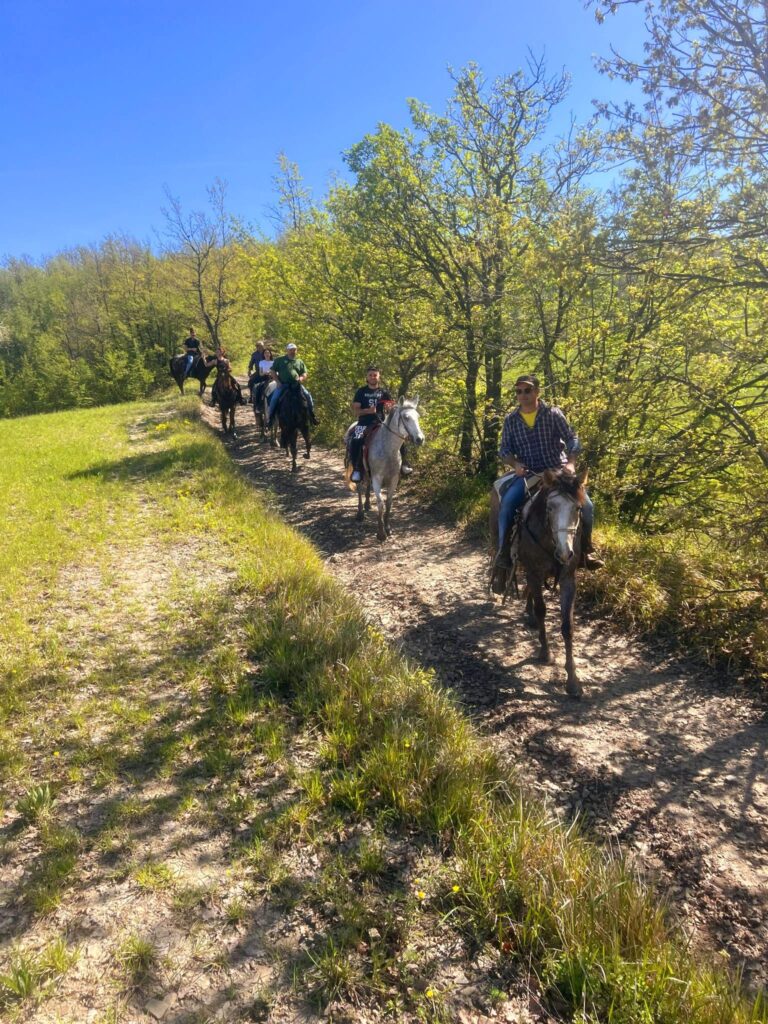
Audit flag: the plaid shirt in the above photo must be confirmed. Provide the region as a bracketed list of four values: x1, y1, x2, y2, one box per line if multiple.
[499, 401, 580, 473]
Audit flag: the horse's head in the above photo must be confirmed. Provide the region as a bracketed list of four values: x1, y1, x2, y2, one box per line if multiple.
[541, 468, 586, 564]
[393, 396, 425, 446]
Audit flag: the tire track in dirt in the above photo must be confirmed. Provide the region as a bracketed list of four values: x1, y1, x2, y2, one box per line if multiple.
[206, 404, 768, 992]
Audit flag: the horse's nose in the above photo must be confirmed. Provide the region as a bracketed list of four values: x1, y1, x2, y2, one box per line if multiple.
[414, 435, 425, 446]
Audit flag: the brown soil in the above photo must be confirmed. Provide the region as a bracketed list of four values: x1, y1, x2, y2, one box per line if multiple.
[206, 404, 768, 993]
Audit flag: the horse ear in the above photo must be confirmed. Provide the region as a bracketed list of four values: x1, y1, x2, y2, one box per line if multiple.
[397, 396, 404, 407]
[578, 467, 589, 487]
[411, 395, 419, 407]
[541, 469, 558, 488]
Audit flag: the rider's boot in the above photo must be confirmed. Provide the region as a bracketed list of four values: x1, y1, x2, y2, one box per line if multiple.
[579, 526, 605, 571]
[491, 532, 512, 594]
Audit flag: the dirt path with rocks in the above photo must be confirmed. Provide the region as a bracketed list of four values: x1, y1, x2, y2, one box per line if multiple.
[205, 404, 768, 992]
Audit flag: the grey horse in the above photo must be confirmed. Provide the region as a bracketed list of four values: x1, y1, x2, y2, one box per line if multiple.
[346, 397, 424, 542]
[253, 379, 279, 447]
[490, 468, 586, 697]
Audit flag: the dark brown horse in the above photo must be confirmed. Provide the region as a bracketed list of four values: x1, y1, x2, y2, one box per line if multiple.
[169, 353, 215, 396]
[490, 468, 586, 697]
[215, 370, 245, 436]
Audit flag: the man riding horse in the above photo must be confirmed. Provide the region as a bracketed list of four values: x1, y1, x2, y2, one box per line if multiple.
[265, 342, 318, 428]
[492, 374, 603, 593]
[182, 328, 204, 378]
[348, 366, 414, 482]
[349, 366, 393, 482]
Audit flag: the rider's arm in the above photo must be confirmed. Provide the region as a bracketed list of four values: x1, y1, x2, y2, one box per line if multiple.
[499, 415, 527, 474]
[552, 407, 581, 467]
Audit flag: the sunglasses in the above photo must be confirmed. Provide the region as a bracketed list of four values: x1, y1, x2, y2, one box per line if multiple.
[515, 386, 533, 395]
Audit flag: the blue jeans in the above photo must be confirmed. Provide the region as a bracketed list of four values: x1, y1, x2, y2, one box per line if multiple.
[183, 353, 195, 378]
[267, 383, 315, 421]
[498, 475, 594, 548]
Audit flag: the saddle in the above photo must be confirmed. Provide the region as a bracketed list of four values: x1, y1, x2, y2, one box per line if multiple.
[491, 473, 543, 598]
[362, 422, 382, 473]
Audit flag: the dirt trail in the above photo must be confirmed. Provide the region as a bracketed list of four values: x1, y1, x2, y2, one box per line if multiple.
[207, 405, 768, 991]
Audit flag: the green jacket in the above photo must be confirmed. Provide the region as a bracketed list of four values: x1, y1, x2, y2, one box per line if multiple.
[272, 354, 307, 385]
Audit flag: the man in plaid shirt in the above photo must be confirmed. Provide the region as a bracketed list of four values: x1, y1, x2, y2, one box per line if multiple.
[495, 374, 603, 573]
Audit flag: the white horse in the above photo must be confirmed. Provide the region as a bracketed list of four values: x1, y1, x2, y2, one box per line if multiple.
[345, 398, 424, 542]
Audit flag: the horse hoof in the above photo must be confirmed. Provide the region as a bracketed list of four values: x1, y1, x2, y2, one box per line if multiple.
[539, 650, 554, 665]
[303, 452, 310, 459]
[525, 614, 538, 630]
[356, 512, 365, 522]
[565, 680, 583, 699]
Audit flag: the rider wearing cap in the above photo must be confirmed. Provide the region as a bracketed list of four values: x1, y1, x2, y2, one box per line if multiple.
[266, 342, 318, 426]
[349, 366, 393, 482]
[495, 374, 603, 574]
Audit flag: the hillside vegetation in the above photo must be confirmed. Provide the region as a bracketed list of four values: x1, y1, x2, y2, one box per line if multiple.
[1, 2, 766, 684]
[0, 397, 765, 1023]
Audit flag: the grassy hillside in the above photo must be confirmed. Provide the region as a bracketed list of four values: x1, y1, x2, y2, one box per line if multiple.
[0, 398, 764, 1023]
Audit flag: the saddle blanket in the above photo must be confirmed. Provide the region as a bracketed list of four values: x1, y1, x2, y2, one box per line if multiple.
[493, 471, 542, 500]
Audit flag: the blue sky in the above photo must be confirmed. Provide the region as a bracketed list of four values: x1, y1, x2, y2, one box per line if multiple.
[0, 0, 644, 261]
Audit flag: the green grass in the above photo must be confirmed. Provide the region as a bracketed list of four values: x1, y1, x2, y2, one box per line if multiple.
[0, 396, 765, 1023]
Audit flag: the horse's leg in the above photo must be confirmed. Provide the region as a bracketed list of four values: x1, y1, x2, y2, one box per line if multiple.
[364, 476, 371, 513]
[373, 476, 387, 542]
[356, 484, 365, 522]
[560, 573, 581, 697]
[302, 426, 311, 459]
[290, 432, 298, 472]
[384, 476, 396, 537]
[529, 577, 552, 665]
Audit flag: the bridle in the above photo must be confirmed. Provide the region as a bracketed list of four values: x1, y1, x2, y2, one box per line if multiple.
[382, 405, 422, 445]
[524, 479, 583, 566]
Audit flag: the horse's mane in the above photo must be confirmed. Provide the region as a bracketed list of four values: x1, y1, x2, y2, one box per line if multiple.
[547, 467, 585, 505]
[385, 398, 419, 426]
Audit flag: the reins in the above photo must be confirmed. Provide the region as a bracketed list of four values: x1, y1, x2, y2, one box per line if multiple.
[382, 406, 420, 445]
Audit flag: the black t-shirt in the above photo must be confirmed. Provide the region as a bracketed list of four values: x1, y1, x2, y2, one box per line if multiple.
[184, 335, 200, 354]
[353, 386, 392, 424]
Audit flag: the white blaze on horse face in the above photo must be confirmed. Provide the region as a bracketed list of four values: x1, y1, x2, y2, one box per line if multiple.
[549, 491, 580, 563]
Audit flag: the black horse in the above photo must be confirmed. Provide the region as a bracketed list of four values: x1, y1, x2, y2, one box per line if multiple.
[169, 353, 215, 396]
[277, 381, 312, 472]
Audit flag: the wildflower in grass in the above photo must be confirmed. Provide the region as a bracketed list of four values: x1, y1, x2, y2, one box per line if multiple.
[53, 751, 60, 758]
[452, 884, 460, 893]
[426, 988, 435, 998]
[416, 889, 426, 900]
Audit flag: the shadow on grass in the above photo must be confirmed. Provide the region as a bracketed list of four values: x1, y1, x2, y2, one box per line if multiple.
[66, 442, 215, 483]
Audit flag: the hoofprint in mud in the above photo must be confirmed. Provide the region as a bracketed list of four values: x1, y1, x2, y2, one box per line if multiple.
[204, 402, 768, 992]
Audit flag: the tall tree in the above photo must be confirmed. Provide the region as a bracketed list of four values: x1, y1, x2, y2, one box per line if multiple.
[345, 61, 576, 472]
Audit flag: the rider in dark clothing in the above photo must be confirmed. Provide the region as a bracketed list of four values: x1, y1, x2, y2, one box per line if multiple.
[349, 367, 393, 482]
[247, 341, 266, 376]
[183, 329, 202, 378]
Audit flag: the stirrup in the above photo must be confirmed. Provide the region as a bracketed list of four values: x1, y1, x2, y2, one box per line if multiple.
[581, 552, 605, 570]
[494, 546, 512, 570]
[400, 464, 413, 475]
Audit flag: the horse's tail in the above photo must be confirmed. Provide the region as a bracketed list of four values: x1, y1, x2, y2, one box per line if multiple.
[344, 461, 358, 492]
